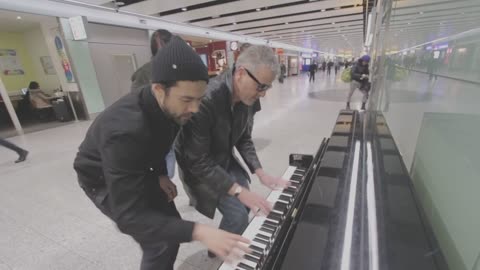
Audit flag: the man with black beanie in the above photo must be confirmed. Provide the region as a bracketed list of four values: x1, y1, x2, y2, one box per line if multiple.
[74, 36, 250, 270]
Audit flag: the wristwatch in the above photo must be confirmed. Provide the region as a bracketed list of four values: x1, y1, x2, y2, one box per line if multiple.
[233, 185, 243, 197]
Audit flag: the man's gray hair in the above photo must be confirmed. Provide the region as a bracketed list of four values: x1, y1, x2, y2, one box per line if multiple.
[236, 45, 280, 78]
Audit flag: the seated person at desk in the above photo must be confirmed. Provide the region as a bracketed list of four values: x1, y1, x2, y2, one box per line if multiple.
[27, 81, 52, 109]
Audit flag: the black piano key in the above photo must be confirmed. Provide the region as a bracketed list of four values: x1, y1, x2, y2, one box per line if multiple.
[256, 233, 270, 241]
[279, 195, 291, 202]
[262, 222, 277, 230]
[244, 254, 260, 264]
[260, 226, 275, 234]
[283, 189, 295, 195]
[254, 237, 270, 245]
[274, 203, 287, 213]
[251, 250, 263, 258]
[238, 262, 255, 270]
[249, 244, 264, 253]
[264, 219, 278, 227]
[268, 212, 282, 221]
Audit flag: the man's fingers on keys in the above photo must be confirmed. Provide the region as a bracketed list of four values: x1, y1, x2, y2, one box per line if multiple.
[232, 234, 251, 245]
[235, 241, 253, 254]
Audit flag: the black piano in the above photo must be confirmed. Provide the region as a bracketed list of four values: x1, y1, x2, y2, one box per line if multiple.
[219, 110, 448, 270]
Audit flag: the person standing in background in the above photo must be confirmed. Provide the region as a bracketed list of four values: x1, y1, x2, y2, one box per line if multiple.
[279, 62, 286, 83]
[347, 55, 370, 110]
[0, 138, 28, 163]
[131, 29, 176, 180]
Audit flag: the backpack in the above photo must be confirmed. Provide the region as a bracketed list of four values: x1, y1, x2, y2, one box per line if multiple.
[341, 67, 352, 82]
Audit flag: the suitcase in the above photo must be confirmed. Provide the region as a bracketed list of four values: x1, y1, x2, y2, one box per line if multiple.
[51, 99, 72, 122]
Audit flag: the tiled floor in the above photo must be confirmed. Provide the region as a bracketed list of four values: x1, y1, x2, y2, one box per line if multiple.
[0, 71, 358, 270]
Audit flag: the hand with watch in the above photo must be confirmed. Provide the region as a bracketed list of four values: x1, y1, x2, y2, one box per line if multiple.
[229, 183, 272, 215]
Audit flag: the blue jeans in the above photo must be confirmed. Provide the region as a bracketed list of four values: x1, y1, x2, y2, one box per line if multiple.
[217, 162, 250, 234]
[165, 148, 176, 179]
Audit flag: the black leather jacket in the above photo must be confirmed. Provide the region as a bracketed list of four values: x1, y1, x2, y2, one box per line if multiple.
[74, 87, 194, 245]
[351, 60, 370, 82]
[175, 69, 262, 218]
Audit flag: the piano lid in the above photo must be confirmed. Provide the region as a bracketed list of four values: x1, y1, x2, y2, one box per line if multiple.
[279, 110, 448, 270]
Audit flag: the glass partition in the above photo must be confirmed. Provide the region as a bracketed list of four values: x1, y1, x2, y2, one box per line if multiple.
[370, 1, 480, 270]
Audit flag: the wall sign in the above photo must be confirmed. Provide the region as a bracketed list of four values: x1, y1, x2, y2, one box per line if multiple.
[69, 16, 87, 41]
[54, 35, 75, 83]
[0, 49, 25, 76]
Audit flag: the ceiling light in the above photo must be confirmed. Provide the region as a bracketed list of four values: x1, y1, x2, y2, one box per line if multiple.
[182, 7, 187, 11]
[16, 16, 22, 20]
[115, 1, 125, 6]
[332, 22, 336, 24]
[256, 8, 261, 11]
[233, 22, 237, 25]
[408, 22, 411, 25]
[321, 9, 326, 12]
[285, 22, 289, 24]
[419, 11, 424, 14]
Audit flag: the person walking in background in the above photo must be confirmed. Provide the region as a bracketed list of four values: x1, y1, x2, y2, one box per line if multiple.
[347, 55, 371, 110]
[309, 62, 317, 82]
[0, 138, 28, 163]
[334, 59, 341, 75]
[327, 60, 334, 75]
[279, 62, 286, 83]
[321, 61, 327, 72]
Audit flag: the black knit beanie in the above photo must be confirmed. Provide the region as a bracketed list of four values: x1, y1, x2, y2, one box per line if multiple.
[152, 36, 209, 83]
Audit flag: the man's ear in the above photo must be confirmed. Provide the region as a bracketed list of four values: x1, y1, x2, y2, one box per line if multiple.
[152, 84, 166, 103]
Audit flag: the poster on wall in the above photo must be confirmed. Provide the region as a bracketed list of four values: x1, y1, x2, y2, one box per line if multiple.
[0, 49, 25, 76]
[40, 56, 56, 75]
[54, 35, 75, 83]
[212, 49, 226, 71]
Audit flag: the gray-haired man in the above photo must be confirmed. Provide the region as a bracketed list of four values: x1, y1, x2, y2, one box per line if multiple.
[175, 45, 289, 257]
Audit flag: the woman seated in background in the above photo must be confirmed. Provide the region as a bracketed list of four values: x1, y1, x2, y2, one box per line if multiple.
[27, 81, 52, 109]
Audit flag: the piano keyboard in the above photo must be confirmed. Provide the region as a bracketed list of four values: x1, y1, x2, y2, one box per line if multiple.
[219, 166, 307, 270]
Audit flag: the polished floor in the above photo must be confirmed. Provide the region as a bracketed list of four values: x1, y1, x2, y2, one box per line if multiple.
[0, 71, 376, 270]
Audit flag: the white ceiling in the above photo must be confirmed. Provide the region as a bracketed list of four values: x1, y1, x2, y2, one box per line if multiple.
[55, 0, 480, 54]
[384, 0, 480, 51]
[0, 10, 56, 32]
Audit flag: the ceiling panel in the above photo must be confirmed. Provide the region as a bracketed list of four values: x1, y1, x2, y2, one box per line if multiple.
[216, 6, 363, 32]
[160, 0, 294, 23]
[121, 0, 214, 14]
[191, 0, 362, 27]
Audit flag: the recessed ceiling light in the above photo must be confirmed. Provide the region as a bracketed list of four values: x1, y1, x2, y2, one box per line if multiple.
[16, 16, 22, 20]
[321, 9, 326, 12]
[285, 22, 289, 25]
[332, 22, 336, 24]
[256, 8, 261, 11]
[233, 22, 237, 25]
[182, 7, 187, 11]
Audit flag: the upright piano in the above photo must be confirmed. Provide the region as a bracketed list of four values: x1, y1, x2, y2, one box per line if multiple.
[219, 110, 448, 270]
